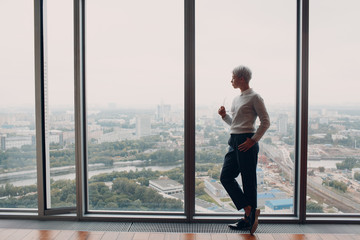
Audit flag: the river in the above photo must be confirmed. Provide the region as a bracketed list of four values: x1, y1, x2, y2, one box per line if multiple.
[3, 159, 342, 187]
[0, 162, 180, 187]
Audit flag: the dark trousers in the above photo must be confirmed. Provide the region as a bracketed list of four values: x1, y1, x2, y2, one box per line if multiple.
[220, 133, 259, 210]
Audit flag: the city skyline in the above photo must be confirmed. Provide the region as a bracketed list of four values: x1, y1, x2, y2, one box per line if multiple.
[1, 96, 360, 214]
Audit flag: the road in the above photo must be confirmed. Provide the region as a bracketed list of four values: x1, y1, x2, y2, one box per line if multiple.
[261, 142, 360, 213]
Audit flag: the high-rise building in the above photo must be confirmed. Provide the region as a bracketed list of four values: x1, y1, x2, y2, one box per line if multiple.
[277, 114, 288, 134]
[156, 103, 171, 123]
[136, 115, 151, 137]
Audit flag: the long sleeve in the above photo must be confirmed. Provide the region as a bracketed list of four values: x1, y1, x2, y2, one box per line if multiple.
[222, 114, 232, 126]
[251, 95, 270, 142]
[222, 98, 235, 126]
[221, 89, 270, 141]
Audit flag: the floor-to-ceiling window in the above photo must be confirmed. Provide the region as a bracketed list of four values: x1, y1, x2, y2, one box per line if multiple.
[1, 0, 360, 222]
[0, 0, 37, 209]
[307, 0, 360, 214]
[85, 0, 185, 213]
[195, 0, 297, 215]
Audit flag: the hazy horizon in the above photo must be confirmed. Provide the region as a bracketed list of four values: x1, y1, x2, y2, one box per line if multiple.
[1, 0, 359, 109]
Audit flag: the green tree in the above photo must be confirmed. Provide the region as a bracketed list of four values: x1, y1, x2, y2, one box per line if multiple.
[50, 179, 76, 207]
[323, 180, 347, 193]
[336, 158, 359, 170]
[195, 179, 205, 196]
[88, 182, 111, 207]
[355, 172, 360, 181]
[165, 167, 184, 184]
[111, 178, 183, 211]
[307, 201, 323, 213]
[207, 165, 222, 181]
[196, 150, 224, 164]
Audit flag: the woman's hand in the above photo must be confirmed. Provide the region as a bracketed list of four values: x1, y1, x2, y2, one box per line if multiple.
[238, 138, 256, 152]
[218, 106, 226, 118]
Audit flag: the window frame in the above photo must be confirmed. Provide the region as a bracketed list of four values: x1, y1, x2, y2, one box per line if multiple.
[0, 0, 359, 223]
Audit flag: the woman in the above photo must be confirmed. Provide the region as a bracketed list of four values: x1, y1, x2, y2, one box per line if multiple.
[218, 65, 270, 234]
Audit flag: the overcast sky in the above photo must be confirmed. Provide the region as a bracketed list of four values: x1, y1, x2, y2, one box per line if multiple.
[1, 0, 359, 110]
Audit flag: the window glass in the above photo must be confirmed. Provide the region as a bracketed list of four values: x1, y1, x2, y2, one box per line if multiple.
[86, 0, 184, 212]
[195, 0, 296, 214]
[0, 0, 37, 209]
[45, 0, 76, 209]
[308, 0, 360, 214]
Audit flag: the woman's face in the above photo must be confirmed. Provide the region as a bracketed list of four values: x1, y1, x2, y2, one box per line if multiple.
[231, 75, 243, 89]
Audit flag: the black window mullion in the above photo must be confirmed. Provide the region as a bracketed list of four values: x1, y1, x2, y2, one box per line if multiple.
[34, 0, 47, 216]
[299, 0, 309, 223]
[74, 0, 87, 219]
[184, 0, 196, 222]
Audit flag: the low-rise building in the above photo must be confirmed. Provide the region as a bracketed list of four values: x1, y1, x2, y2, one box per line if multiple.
[265, 198, 293, 213]
[149, 179, 183, 195]
[258, 189, 288, 208]
[204, 178, 227, 198]
[1, 135, 33, 150]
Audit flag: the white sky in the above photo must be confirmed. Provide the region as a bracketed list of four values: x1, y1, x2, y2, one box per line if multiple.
[0, 0, 359, 109]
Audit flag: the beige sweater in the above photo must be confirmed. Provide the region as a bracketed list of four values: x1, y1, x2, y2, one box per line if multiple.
[222, 88, 270, 142]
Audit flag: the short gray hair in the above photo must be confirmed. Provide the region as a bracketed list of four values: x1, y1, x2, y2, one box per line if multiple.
[232, 65, 252, 83]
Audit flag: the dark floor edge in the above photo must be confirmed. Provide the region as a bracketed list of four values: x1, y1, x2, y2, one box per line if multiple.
[0, 219, 359, 234]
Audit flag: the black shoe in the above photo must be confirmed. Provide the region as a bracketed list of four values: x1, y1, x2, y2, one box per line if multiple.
[228, 218, 250, 230]
[248, 208, 260, 235]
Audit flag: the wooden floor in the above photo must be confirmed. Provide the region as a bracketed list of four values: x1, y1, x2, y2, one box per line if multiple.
[0, 228, 359, 240]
